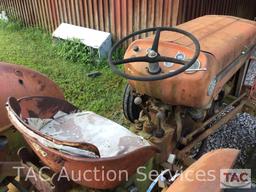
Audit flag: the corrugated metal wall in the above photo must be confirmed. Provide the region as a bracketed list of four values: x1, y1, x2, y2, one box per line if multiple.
[0, 0, 179, 40]
[0, 0, 255, 40]
[177, 0, 256, 24]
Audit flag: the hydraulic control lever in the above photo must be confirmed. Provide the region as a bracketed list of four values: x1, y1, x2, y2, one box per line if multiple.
[134, 96, 152, 122]
[155, 111, 165, 138]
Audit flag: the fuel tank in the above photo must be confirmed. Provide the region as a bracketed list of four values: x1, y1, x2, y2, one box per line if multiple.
[125, 15, 256, 108]
[0, 62, 64, 132]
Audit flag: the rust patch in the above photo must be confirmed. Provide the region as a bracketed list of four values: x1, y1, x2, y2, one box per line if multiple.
[0, 62, 64, 132]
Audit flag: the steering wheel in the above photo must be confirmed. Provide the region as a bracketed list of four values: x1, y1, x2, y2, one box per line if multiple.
[108, 27, 200, 81]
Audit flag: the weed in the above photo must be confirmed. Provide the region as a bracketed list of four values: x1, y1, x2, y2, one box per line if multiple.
[0, 19, 23, 31]
[54, 38, 99, 65]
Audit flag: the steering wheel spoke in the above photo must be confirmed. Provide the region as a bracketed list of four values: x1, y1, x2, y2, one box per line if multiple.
[113, 56, 149, 65]
[158, 56, 188, 65]
[151, 29, 161, 52]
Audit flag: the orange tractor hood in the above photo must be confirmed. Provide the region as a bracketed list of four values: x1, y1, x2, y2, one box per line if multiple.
[125, 15, 256, 108]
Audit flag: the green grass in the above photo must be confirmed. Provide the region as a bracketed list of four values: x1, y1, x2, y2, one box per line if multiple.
[0, 21, 127, 124]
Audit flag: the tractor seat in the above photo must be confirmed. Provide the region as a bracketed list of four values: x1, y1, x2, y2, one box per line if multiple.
[7, 96, 153, 158]
[26, 111, 150, 157]
[7, 96, 158, 189]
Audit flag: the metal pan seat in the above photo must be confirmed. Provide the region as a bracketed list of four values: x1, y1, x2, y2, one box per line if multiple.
[6, 96, 158, 189]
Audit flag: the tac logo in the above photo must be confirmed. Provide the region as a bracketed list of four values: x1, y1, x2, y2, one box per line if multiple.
[220, 169, 251, 189]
